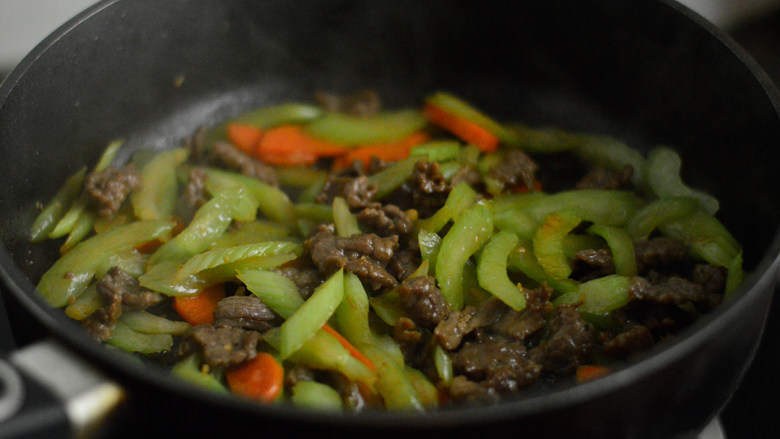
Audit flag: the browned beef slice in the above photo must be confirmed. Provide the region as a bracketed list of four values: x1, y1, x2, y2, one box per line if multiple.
[315, 175, 377, 210]
[571, 248, 615, 281]
[386, 246, 422, 282]
[305, 223, 399, 290]
[179, 167, 209, 222]
[629, 275, 708, 306]
[452, 332, 542, 394]
[179, 324, 261, 368]
[213, 295, 282, 332]
[397, 275, 450, 329]
[529, 305, 594, 375]
[601, 326, 655, 359]
[84, 164, 141, 217]
[576, 165, 634, 190]
[209, 141, 277, 186]
[633, 237, 689, 274]
[83, 267, 164, 342]
[357, 202, 414, 237]
[488, 149, 539, 190]
[273, 264, 323, 300]
[410, 161, 451, 218]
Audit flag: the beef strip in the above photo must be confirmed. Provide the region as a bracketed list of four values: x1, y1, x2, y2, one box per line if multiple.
[633, 237, 690, 274]
[601, 325, 655, 359]
[529, 305, 595, 375]
[410, 161, 451, 218]
[273, 263, 324, 300]
[83, 266, 164, 342]
[576, 165, 634, 190]
[209, 141, 277, 186]
[357, 202, 414, 237]
[571, 248, 615, 281]
[315, 175, 377, 210]
[488, 150, 539, 191]
[213, 295, 283, 332]
[178, 167, 209, 222]
[84, 164, 141, 217]
[178, 324, 261, 368]
[304, 223, 399, 290]
[397, 275, 450, 329]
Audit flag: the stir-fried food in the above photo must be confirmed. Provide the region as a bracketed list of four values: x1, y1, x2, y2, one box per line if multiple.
[31, 90, 744, 411]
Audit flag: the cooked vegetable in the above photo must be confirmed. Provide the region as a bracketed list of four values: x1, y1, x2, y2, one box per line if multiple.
[31, 90, 745, 412]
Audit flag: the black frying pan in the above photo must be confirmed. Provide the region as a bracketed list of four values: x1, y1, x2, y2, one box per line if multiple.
[1, 1, 779, 438]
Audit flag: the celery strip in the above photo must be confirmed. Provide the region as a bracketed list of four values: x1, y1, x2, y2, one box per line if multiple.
[131, 147, 189, 221]
[171, 354, 228, 394]
[507, 239, 580, 294]
[410, 141, 461, 162]
[587, 224, 637, 277]
[435, 202, 494, 310]
[208, 220, 291, 249]
[367, 157, 418, 199]
[279, 269, 344, 359]
[332, 197, 361, 237]
[120, 311, 190, 335]
[107, 320, 173, 354]
[291, 381, 344, 411]
[576, 135, 646, 186]
[625, 196, 700, 240]
[203, 167, 297, 225]
[37, 220, 175, 307]
[658, 210, 741, 268]
[425, 91, 517, 144]
[553, 274, 632, 314]
[238, 268, 304, 319]
[533, 211, 582, 280]
[305, 109, 426, 146]
[477, 231, 526, 311]
[31, 167, 87, 242]
[174, 241, 301, 282]
[643, 147, 719, 214]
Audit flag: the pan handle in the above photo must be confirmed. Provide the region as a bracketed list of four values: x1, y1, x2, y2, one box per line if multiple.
[0, 339, 124, 439]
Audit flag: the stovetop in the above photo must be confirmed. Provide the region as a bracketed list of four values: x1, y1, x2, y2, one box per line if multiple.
[2, 3, 780, 439]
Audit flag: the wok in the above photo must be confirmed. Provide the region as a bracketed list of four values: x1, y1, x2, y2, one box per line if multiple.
[0, 0, 779, 438]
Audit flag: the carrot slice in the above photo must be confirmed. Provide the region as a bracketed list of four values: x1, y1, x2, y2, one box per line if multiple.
[227, 123, 264, 155]
[575, 365, 611, 383]
[172, 283, 226, 325]
[322, 324, 375, 372]
[332, 131, 430, 171]
[226, 352, 284, 403]
[423, 103, 499, 153]
[255, 125, 347, 167]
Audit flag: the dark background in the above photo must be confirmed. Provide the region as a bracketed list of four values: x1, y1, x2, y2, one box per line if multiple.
[1, 5, 779, 439]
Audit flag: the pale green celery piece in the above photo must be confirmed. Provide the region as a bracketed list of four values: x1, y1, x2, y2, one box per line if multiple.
[416, 205, 452, 234]
[491, 191, 548, 216]
[445, 181, 479, 222]
[93, 139, 125, 172]
[296, 179, 326, 204]
[523, 190, 643, 227]
[437, 161, 461, 180]
[96, 249, 149, 278]
[119, 311, 190, 335]
[493, 207, 538, 240]
[204, 103, 323, 145]
[332, 197, 361, 237]
[417, 229, 442, 271]
[295, 203, 333, 224]
[141, 253, 297, 297]
[367, 157, 418, 199]
[59, 210, 96, 254]
[409, 140, 461, 162]
[369, 289, 406, 327]
[107, 320, 173, 354]
[505, 124, 584, 153]
[149, 186, 259, 266]
[561, 234, 607, 259]
[476, 230, 526, 311]
[404, 366, 439, 409]
[203, 168, 296, 225]
[435, 202, 494, 310]
[171, 354, 228, 394]
[506, 239, 580, 294]
[264, 326, 375, 385]
[238, 268, 304, 319]
[425, 91, 517, 144]
[576, 135, 646, 186]
[291, 381, 344, 411]
[37, 220, 175, 307]
[625, 196, 700, 240]
[209, 220, 291, 249]
[279, 269, 345, 360]
[433, 344, 453, 385]
[657, 210, 741, 268]
[587, 224, 637, 277]
[275, 166, 329, 188]
[725, 251, 744, 297]
[174, 241, 301, 283]
[64, 285, 101, 320]
[48, 198, 88, 239]
[643, 147, 719, 214]
[533, 211, 582, 280]
[131, 148, 189, 221]
[553, 274, 633, 314]
[31, 167, 87, 242]
[335, 272, 374, 346]
[360, 343, 424, 411]
[304, 109, 427, 146]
